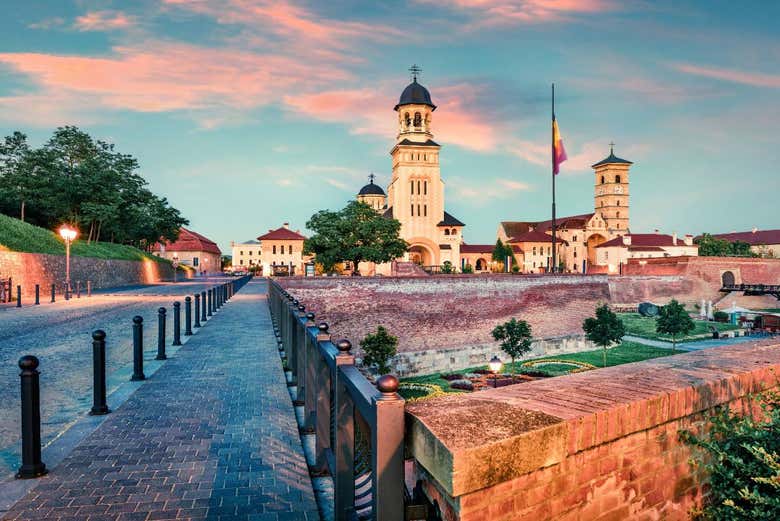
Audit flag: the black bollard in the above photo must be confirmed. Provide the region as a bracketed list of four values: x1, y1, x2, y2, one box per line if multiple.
[34, 284, 39, 305]
[185, 296, 193, 335]
[131, 316, 145, 381]
[156, 307, 167, 360]
[194, 294, 201, 328]
[89, 330, 110, 416]
[207, 289, 213, 316]
[16, 285, 21, 307]
[76, 281, 81, 298]
[201, 291, 207, 322]
[65, 284, 70, 301]
[50, 284, 55, 303]
[173, 301, 182, 346]
[16, 355, 47, 479]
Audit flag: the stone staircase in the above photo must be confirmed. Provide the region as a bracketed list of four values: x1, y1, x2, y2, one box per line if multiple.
[393, 261, 429, 277]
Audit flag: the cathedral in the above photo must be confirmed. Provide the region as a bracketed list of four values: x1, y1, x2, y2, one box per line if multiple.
[356, 68, 465, 273]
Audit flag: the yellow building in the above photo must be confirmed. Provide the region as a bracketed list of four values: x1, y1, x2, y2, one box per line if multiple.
[257, 223, 308, 276]
[355, 70, 465, 273]
[230, 240, 262, 271]
[595, 233, 698, 273]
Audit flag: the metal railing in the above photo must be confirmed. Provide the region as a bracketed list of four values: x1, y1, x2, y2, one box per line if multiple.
[268, 280, 405, 521]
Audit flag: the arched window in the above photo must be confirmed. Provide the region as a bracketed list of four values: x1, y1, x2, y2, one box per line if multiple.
[616, 211, 620, 218]
[615, 175, 621, 183]
[444, 229, 450, 235]
[574, 250, 577, 258]
[601, 175, 605, 184]
[289, 245, 293, 254]
[414, 112, 422, 127]
[281, 245, 285, 254]
[476, 259, 485, 270]
[410, 180, 414, 194]
[417, 180, 421, 194]
[404, 113, 411, 127]
[451, 228, 457, 235]
[273, 245, 276, 254]
[424, 181, 427, 195]
[417, 204, 421, 216]
[617, 200, 620, 206]
[410, 204, 414, 216]
[533, 246, 537, 256]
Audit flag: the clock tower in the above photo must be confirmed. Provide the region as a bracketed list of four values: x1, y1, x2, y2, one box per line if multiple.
[592, 144, 632, 235]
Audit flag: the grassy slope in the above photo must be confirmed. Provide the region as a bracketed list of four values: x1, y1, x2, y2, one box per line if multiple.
[619, 312, 739, 342]
[0, 213, 168, 263]
[401, 340, 676, 393]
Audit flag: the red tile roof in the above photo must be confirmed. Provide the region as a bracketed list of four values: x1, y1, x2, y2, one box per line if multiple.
[710, 230, 780, 246]
[628, 246, 665, 252]
[461, 244, 523, 254]
[258, 226, 307, 241]
[508, 230, 569, 245]
[153, 228, 221, 255]
[597, 234, 693, 248]
[501, 213, 594, 237]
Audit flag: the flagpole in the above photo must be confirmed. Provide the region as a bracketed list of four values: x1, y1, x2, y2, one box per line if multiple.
[551, 83, 557, 274]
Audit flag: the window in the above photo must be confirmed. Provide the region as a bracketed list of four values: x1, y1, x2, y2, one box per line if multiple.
[240, 250, 244, 255]
[424, 181, 427, 195]
[248, 251, 252, 255]
[239, 260, 243, 265]
[533, 261, 536, 268]
[411, 204, 414, 216]
[616, 211, 620, 218]
[193, 257, 199, 266]
[281, 245, 285, 254]
[424, 205, 427, 217]
[444, 229, 450, 235]
[417, 180, 421, 194]
[404, 112, 411, 127]
[410, 180, 414, 194]
[573, 235, 577, 242]
[273, 245, 276, 254]
[601, 175, 605, 184]
[547, 247, 551, 255]
[414, 112, 422, 126]
[533, 246, 537, 256]
[423, 154, 427, 161]
[617, 200, 621, 206]
[615, 175, 621, 183]
[451, 228, 457, 236]
[574, 250, 577, 258]
[417, 204, 421, 216]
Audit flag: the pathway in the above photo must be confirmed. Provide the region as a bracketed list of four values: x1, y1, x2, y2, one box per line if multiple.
[624, 333, 770, 351]
[2, 279, 320, 521]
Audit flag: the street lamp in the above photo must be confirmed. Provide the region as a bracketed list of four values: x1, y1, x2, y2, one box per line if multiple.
[58, 225, 78, 297]
[488, 356, 503, 388]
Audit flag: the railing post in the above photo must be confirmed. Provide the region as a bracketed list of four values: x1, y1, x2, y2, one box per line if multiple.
[334, 339, 355, 519]
[184, 296, 193, 336]
[373, 375, 405, 521]
[156, 307, 167, 360]
[207, 289, 213, 316]
[201, 291, 207, 322]
[16, 285, 21, 307]
[34, 284, 39, 305]
[131, 316, 145, 381]
[16, 355, 47, 479]
[302, 312, 317, 433]
[314, 322, 334, 474]
[51, 284, 55, 303]
[173, 301, 182, 346]
[293, 304, 307, 406]
[89, 330, 110, 416]
[194, 294, 201, 328]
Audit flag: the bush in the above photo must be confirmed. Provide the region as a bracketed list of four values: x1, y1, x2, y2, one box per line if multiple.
[359, 326, 398, 375]
[440, 261, 455, 274]
[714, 310, 729, 322]
[511, 265, 520, 273]
[680, 391, 780, 520]
[441, 372, 463, 381]
[449, 379, 474, 391]
[462, 264, 474, 274]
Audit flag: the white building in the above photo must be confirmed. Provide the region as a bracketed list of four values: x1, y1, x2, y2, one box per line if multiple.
[231, 240, 262, 271]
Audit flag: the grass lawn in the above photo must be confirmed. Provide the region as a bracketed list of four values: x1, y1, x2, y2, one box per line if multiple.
[400, 341, 677, 398]
[0, 213, 168, 263]
[618, 312, 739, 342]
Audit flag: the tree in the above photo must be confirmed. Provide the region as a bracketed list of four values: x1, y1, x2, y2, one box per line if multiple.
[440, 260, 455, 274]
[0, 132, 32, 221]
[491, 318, 533, 376]
[696, 233, 757, 258]
[360, 326, 398, 375]
[492, 239, 515, 271]
[304, 201, 408, 274]
[582, 304, 626, 367]
[656, 299, 695, 352]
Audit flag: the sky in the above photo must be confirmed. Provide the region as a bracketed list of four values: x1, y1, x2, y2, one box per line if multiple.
[1, 0, 778, 254]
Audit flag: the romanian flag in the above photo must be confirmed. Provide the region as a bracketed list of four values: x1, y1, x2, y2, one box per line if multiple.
[552, 115, 567, 175]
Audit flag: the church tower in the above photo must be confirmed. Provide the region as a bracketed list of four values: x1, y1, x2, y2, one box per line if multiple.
[356, 174, 386, 211]
[592, 144, 632, 235]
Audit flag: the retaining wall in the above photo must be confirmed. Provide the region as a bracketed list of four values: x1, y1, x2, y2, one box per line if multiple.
[0, 251, 174, 298]
[405, 339, 780, 520]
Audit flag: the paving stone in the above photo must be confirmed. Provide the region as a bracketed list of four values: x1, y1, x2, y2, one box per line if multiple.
[2, 280, 320, 521]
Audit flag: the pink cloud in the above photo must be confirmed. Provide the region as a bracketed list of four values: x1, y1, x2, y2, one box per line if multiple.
[0, 43, 347, 124]
[421, 0, 616, 25]
[673, 63, 780, 88]
[74, 11, 136, 31]
[283, 83, 500, 152]
[508, 139, 645, 174]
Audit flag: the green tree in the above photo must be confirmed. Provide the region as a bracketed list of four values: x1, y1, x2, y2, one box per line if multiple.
[360, 326, 398, 375]
[655, 299, 695, 351]
[492, 239, 515, 271]
[304, 201, 408, 274]
[0, 132, 33, 222]
[582, 304, 626, 367]
[696, 233, 756, 258]
[440, 260, 455, 274]
[491, 318, 533, 376]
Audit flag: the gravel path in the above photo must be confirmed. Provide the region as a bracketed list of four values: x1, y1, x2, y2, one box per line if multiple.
[0, 278, 234, 478]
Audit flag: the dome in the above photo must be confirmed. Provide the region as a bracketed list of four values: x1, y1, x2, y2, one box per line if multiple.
[358, 181, 385, 196]
[394, 79, 436, 111]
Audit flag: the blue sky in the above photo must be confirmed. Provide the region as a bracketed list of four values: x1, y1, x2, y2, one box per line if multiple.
[1, 1, 778, 253]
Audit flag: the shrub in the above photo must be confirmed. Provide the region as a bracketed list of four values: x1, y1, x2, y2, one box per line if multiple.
[680, 391, 780, 520]
[449, 379, 474, 391]
[511, 265, 520, 273]
[440, 261, 455, 274]
[714, 310, 729, 322]
[441, 372, 463, 381]
[462, 264, 474, 274]
[360, 326, 398, 375]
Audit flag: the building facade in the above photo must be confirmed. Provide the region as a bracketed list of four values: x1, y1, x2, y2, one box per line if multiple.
[230, 240, 262, 271]
[709, 229, 780, 258]
[257, 223, 308, 276]
[595, 233, 698, 273]
[153, 228, 222, 275]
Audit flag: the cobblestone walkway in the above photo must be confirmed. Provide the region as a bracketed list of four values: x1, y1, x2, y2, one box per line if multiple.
[2, 279, 320, 521]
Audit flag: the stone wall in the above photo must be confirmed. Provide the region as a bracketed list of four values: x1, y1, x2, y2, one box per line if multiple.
[0, 251, 174, 298]
[405, 340, 780, 521]
[393, 334, 595, 377]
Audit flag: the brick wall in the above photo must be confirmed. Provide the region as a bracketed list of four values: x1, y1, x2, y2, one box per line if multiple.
[406, 339, 780, 521]
[0, 251, 174, 298]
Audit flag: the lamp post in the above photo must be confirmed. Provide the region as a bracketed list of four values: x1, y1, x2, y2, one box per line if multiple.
[488, 356, 503, 388]
[58, 225, 78, 297]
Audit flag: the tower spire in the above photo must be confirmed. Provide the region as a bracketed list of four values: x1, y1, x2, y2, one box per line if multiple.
[409, 64, 422, 82]
[609, 141, 615, 155]
[368, 172, 375, 184]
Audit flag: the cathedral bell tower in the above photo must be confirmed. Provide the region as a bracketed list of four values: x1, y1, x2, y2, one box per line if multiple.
[592, 144, 632, 235]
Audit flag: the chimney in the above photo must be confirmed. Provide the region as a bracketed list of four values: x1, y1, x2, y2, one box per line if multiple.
[684, 234, 694, 246]
[283, 222, 290, 229]
[622, 235, 631, 246]
[752, 227, 758, 234]
[654, 229, 660, 234]
[672, 232, 677, 245]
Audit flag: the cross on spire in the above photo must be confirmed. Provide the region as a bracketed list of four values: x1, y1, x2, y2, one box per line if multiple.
[409, 64, 422, 82]
[609, 141, 615, 154]
[368, 173, 375, 184]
